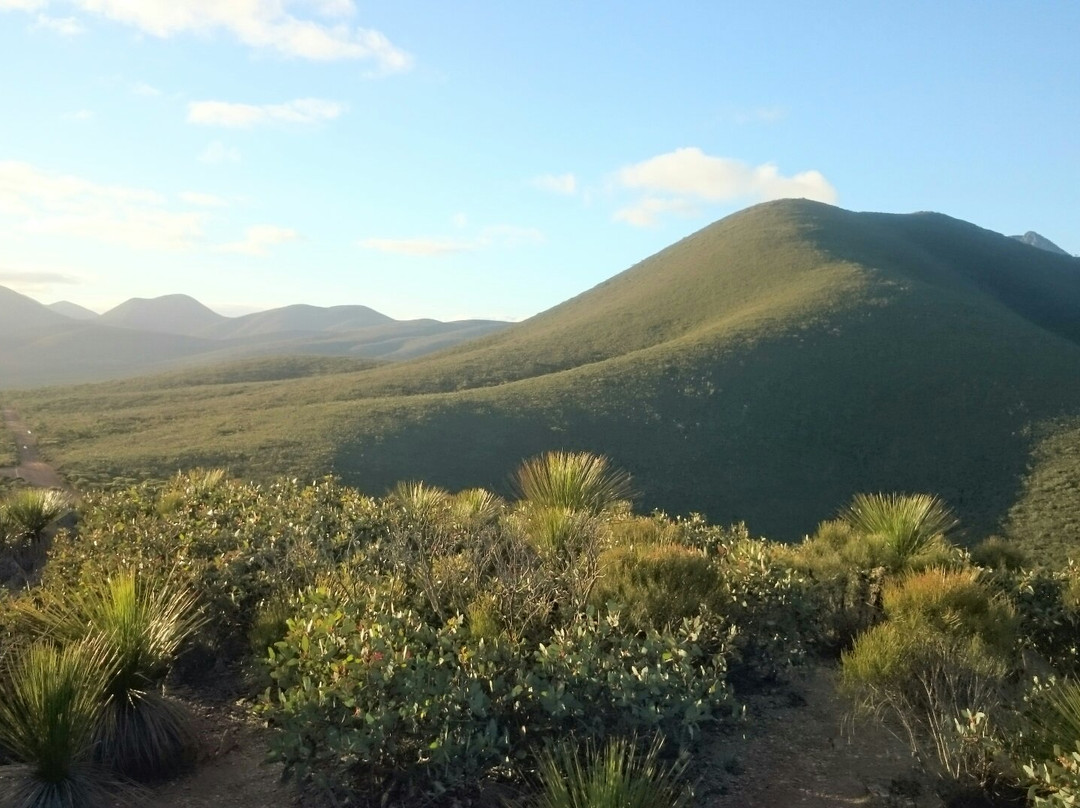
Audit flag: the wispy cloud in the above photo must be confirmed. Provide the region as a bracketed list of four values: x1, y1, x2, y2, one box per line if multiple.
[0, 0, 47, 10]
[531, 173, 577, 195]
[132, 81, 161, 97]
[198, 141, 241, 164]
[0, 267, 81, 289]
[613, 147, 837, 226]
[33, 12, 81, 34]
[0, 160, 208, 250]
[4, 0, 411, 70]
[187, 98, 344, 128]
[218, 224, 300, 256]
[61, 108, 93, 121]
[731, 106, 786, 125]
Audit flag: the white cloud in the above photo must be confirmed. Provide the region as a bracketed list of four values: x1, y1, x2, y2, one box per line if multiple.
[179, 191, 228, 207]
[62, 109, 93, 121]
[197, 141, 241, 164]
[359, 237, 475, 257]
[132, 81, 161, 97]
[613, 197, 698, 228]
[187, 98, 344, 128]
[0, 160, 208, 250]
[218, 224, 300, 256]
[531, 173, 577, 195]
[0, 0, 46, 10]
[613, 147, 837, 226]
[8, 0, 411, 69]
[34, 13, 82, 34]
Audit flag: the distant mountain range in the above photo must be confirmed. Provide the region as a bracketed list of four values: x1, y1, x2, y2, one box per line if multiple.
[0, 290, 508, 388]
[5, 200, 1079, 554]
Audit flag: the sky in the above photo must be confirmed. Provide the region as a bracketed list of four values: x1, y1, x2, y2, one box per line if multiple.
[0, 2, 1077, 321]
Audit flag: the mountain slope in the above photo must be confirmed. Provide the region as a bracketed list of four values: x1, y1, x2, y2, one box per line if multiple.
[8, 200, 1080, 549]
[100, 294, 229, 336]
[1011, 231, 1071, 256]
[48, 300, 99, 320]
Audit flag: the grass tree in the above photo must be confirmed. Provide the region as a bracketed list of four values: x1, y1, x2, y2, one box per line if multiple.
[23, 570, 206, 781]
[0, 639, 117, 808]
[530, 734, 690, 808]
[3, 489, 70, 545]
[841, 492, 958, 568]
[514, 451, 634, 516]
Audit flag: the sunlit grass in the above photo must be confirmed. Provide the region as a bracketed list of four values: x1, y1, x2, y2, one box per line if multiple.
[0, 639, 116, 808]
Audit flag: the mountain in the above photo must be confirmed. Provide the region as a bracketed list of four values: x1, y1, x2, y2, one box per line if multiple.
[47, 300, 99, 320]
[207, 304, 393, 338]
[100, 294, 229, 337]
[0, 288, 510, 387]
[1011, 231, 1071, 256]
[0, 286, 73, 334]
[7, 200, 1080, 554]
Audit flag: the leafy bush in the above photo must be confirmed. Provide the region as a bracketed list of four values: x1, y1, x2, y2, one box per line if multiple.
[529, 734, 690, 808]
[40, 472, 381, 660]
[260, 587, 732, 803]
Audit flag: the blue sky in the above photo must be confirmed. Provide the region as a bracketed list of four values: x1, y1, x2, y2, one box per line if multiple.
[1, 2, 1077, 321]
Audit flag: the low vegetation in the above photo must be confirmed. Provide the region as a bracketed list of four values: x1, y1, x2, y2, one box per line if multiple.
[1, 456, 1079, 806]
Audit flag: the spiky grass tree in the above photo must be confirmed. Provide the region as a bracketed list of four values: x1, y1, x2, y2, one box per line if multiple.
[841, 492, 958, 568]
[25, 571, 206, 781]
[530, 735, 690, 808]
[514, 451, 634, 516]
[0, 639, 116, 808]
[3, 489, 70, 545]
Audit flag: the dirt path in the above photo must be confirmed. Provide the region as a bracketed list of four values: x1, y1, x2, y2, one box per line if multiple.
[0, 406, 73, 492]
[704, 666, 938, 808]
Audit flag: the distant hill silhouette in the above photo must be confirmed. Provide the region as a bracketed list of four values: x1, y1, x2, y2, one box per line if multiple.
[7, 200, 1080, 553]
[1010, 230, 1071, 256]
[0, 290, 509, 387]
[47, 300, 99, 320]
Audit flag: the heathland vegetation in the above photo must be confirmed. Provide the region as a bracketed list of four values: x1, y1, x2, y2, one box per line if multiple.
[2, 199, 1079, 805]
[1, 460, 1080, 806]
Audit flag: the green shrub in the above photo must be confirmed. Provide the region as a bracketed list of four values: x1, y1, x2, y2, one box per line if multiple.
[529, 734, 690, 808]
[592, 542, 716, 630]
[260, 588, 732, 803]
[882, 568, 1018, 659]
[971, 537, 1029, 572]
[841, 621, 1008, 784]
[0, 639, 117, 808]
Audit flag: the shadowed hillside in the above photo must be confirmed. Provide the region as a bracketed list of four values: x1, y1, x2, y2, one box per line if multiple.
[7, 200, 1080, 547]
